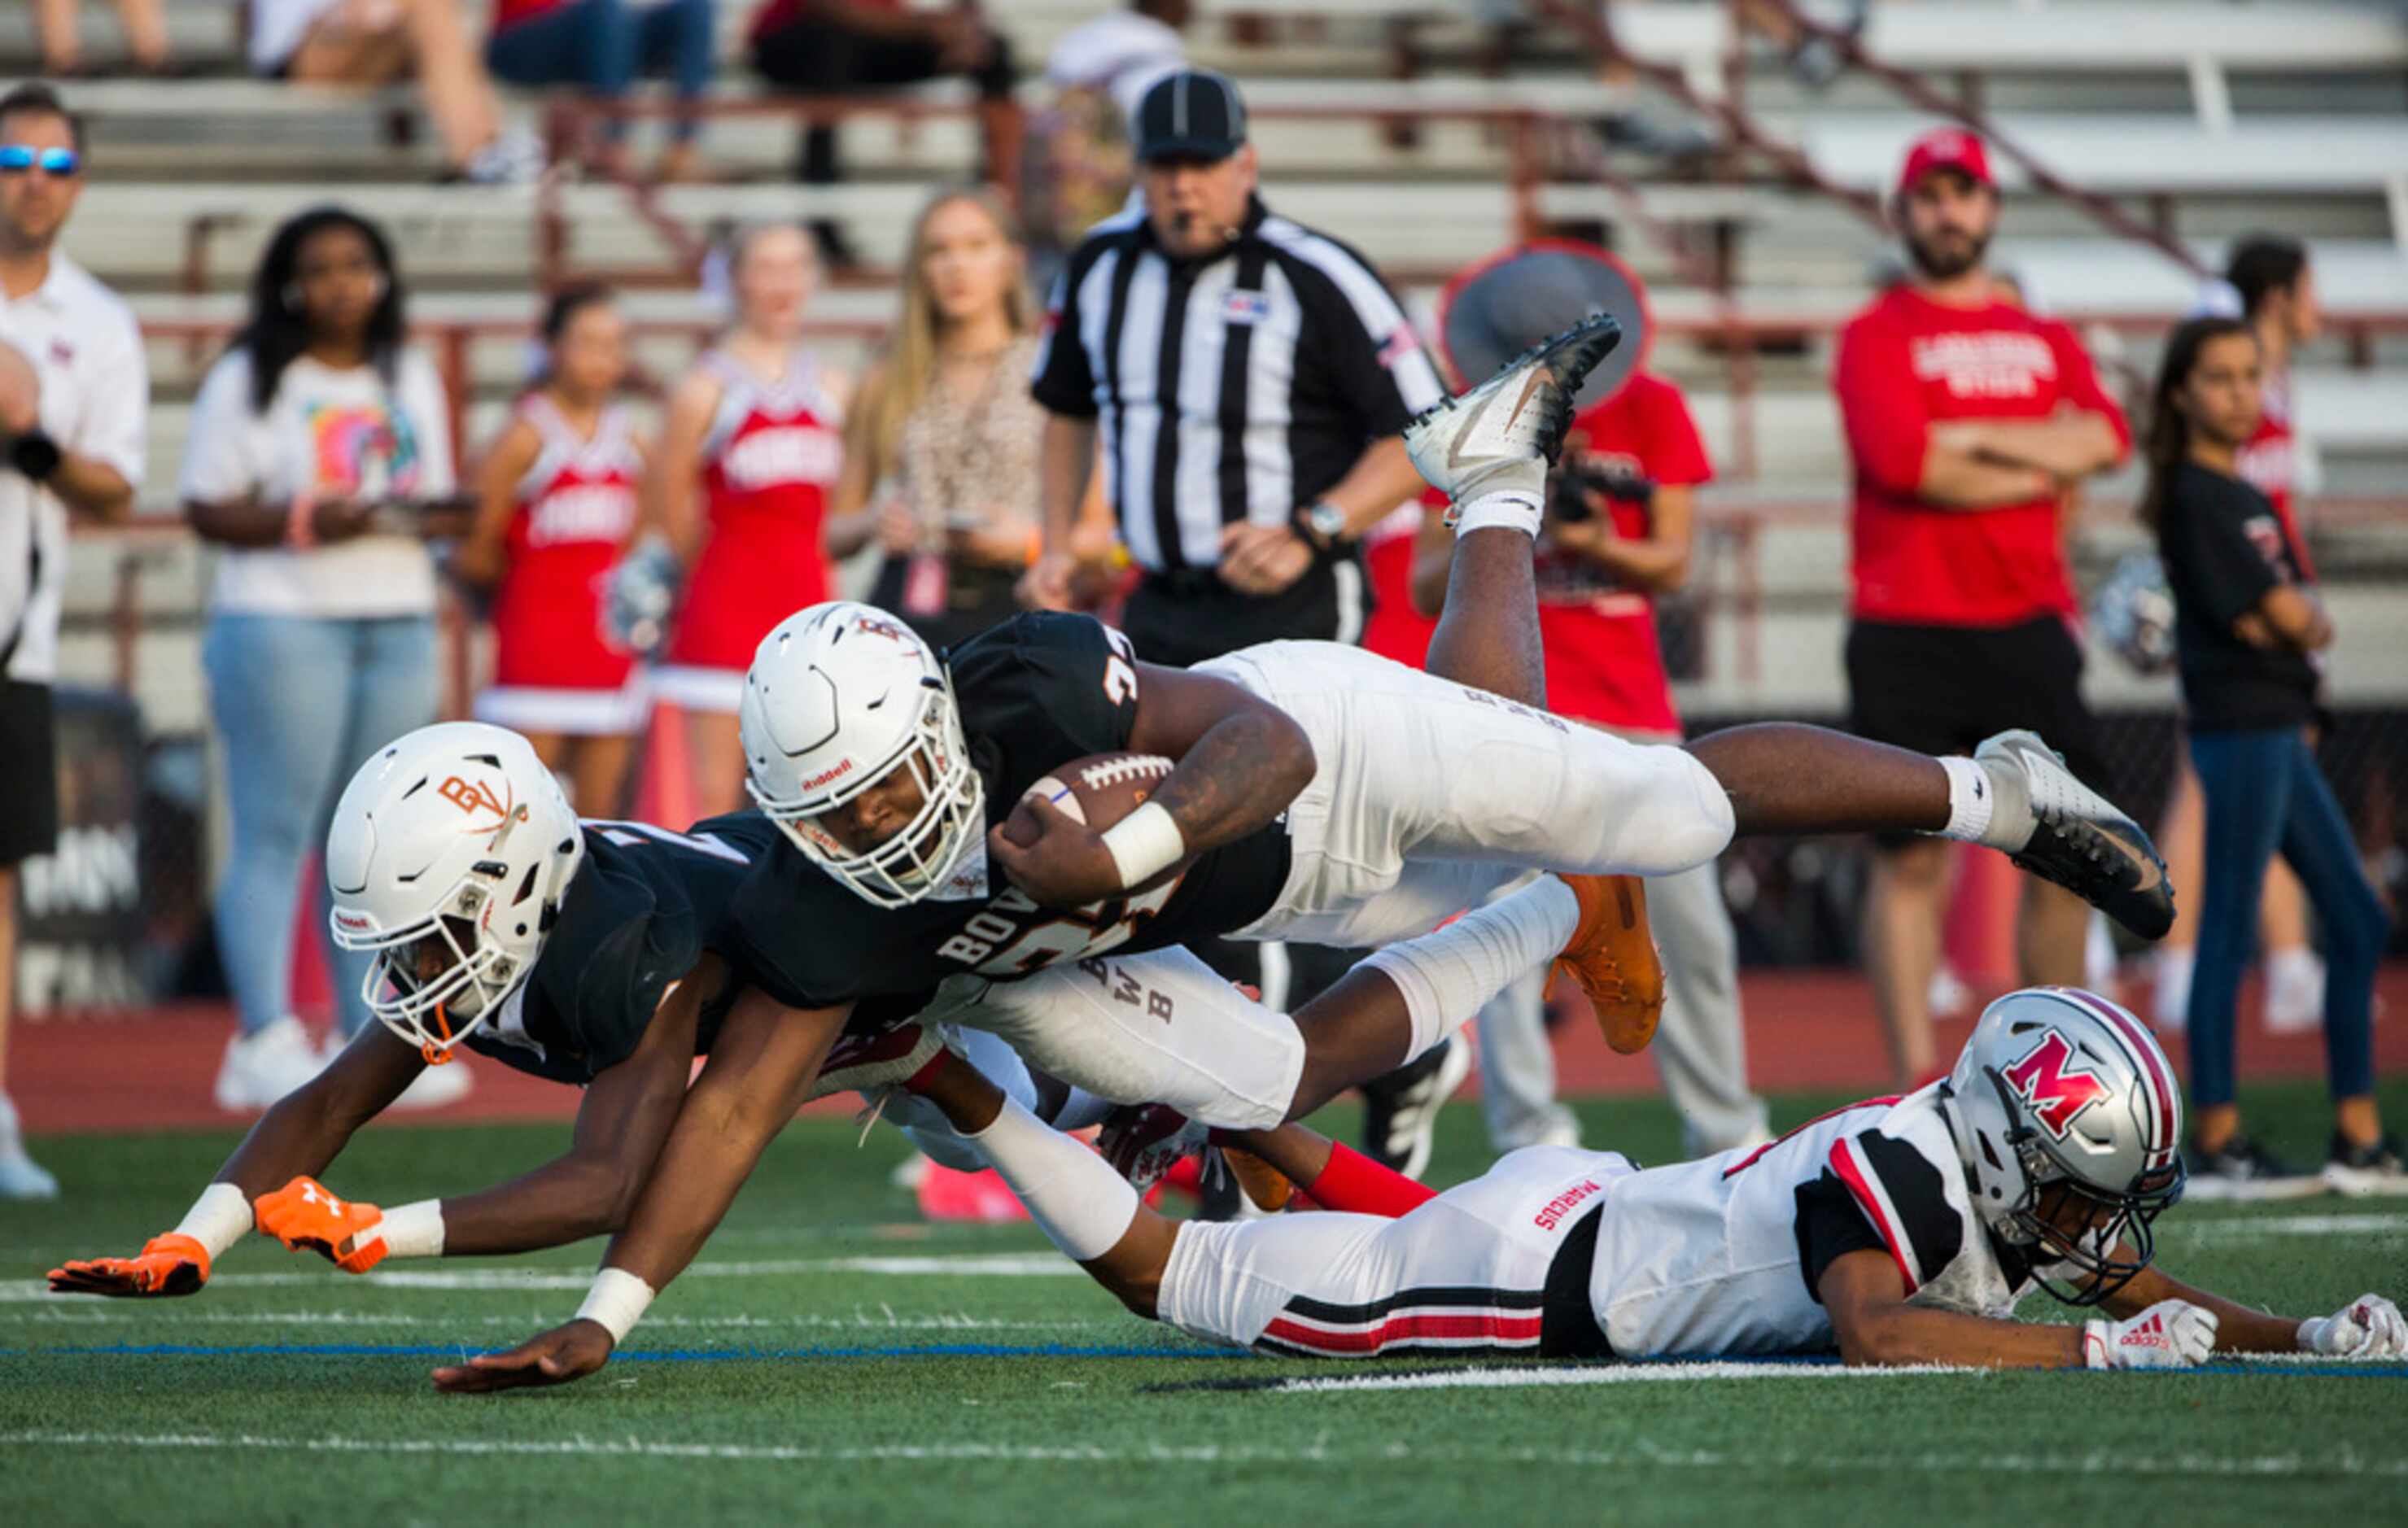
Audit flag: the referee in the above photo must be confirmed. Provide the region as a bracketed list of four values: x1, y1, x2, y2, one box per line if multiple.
[1018, 68, 1442, 666]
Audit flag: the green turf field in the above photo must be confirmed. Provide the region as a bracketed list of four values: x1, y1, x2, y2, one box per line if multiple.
[5, 1080, 2404, 1526]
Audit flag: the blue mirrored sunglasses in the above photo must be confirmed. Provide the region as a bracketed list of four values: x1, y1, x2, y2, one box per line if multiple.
[0, 146, 81, 177]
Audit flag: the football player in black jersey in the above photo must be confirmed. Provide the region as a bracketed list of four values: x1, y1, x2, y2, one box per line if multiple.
[435, 317, 2183, 1395]
[46, 724, 804, 1295]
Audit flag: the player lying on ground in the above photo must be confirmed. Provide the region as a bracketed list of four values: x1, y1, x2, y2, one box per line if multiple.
[883, 986, 2406, 1369]
[430, 322, 2179, 1393]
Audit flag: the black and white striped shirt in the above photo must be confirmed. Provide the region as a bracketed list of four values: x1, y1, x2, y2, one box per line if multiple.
[1030, 196, 1444, 577]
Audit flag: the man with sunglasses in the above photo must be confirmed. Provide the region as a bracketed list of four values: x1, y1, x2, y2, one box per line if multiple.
[0, 83, 147, 1199]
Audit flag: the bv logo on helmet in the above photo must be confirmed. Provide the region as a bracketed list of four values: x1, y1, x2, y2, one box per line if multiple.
[2002, 1028, 2110, 1140]
[853, 615, 911, 644]
[438, 776, 511, 822]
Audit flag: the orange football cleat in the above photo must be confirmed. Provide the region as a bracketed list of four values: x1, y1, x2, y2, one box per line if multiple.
[1552, 873, 1665, 1055]
[1218, 1146, 1296, 1214]
[47, 1233, 212, 1298]
[254, 1176, 391, 1275]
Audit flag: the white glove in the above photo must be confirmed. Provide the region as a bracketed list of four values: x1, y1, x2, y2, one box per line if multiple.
[2297, 1294, 2406, 1358]
[2082, 1299, 2218, 1370]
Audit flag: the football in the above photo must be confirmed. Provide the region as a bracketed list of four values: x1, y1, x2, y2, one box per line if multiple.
[999, 751, 1176, 848]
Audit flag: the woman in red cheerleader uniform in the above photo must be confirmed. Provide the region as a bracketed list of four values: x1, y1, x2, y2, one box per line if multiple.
[457, 283, 646, 812]
[648, 222, 846, 815]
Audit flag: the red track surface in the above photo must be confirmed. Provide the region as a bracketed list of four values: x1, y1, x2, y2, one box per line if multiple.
[14, 967, 2406, 1137]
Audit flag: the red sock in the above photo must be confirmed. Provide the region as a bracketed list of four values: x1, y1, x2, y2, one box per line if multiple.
[1301, 1142, 1439, 1218]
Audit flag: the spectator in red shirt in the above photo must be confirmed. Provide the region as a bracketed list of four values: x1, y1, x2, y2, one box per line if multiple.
[1834, 129, 2132, 1086]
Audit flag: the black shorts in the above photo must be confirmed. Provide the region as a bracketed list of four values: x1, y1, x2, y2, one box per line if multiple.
[1846, 617, 2109, 846]
[0, 679, 59, 866]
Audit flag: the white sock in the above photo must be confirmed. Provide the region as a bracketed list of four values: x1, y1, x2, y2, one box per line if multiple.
[0, 1092, 19, 1152]
[1365, 875, 1581, 1057]
[964, 1097, 1139, 1262]
[1452, 490, 1545, 539]
[1935, 755, 2037, 852]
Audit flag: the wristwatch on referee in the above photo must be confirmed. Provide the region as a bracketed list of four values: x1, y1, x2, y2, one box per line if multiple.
[5, 428, 61, 482]
[1293, 498, 1352, 552]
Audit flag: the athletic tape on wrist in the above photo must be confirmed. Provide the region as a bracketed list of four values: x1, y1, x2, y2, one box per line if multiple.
[575, 1267, 656, 1346]
[173, 1182, 256, 1261]
[2082, 1321, 2110, 1369]
[376, 1199, 446, 1260]
[1938, 756, 1995, 845]
[1452, 491, 1544, 538]
[1101, 801, 1185, 889]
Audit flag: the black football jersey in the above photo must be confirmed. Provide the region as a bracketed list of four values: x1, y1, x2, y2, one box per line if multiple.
[464, 811, 783, 1085]
[727, 611, 1293, 1012]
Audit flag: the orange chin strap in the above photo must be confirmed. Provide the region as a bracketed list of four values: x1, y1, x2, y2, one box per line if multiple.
[422, 1002, 457, 1066]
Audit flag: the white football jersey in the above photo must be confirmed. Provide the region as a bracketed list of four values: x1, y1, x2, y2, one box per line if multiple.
[1589, 1084, 2036, 1358]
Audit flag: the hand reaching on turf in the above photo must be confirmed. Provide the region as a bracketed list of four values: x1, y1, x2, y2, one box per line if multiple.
[2298, 1294, 2407, 1359]
[432, 1319, 614, 1394]
[2082, 1299, 2217, 1369]
[47, 1233, 212, 1298]
[254, 1176, 391, 1274]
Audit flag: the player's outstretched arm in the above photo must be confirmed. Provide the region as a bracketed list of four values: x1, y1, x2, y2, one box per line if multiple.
[428, 959, 717, 1256]
[46, 1025, 423, 1297]
[1820, 1250, 2089, 1369]
[990, 663, 1316, 909]
[2103, 1261, 2406, 1359]
[431, 988, 847, 1394]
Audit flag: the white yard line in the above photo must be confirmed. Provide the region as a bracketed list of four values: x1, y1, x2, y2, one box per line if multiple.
[2165, 1212, 2408, 1242]
[3, 1430, 2404, 1478]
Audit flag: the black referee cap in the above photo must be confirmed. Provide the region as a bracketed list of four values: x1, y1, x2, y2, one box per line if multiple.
[1132, 69, 1248, 163]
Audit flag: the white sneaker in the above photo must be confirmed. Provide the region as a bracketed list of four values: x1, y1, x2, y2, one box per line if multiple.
[1403, 311, 1622, 524]
[387, 1053, 475, 1111]
[0, 1146, 58, 1199]
[2263, 947, 2326, 1035]
[214, 1016, 330, 1113]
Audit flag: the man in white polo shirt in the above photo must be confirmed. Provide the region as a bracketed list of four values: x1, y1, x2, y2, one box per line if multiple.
[0, 83, 148, 1198]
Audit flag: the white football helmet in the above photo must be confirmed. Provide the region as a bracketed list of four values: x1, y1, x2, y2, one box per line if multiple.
[740, 602, 982, 909]
[326, 723, 583, 1062]
[1943, 986, 2186, 1305]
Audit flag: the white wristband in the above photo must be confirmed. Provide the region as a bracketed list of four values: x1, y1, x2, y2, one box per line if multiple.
[375, 1199, 446, 1260]
[1100, 800, 1186, 888]
[1452, 490, 1545, 539]
[173, 1182, 256, 1261]
[575, 1267, 656, 1346]
[2082, 1320, 2110, 1369]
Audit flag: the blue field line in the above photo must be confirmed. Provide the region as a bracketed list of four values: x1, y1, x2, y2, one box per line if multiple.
[6, 1342, 2404, 1377]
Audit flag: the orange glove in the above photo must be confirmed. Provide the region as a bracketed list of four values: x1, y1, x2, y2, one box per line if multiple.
[48, 1233, 212, 1298]
[254, 1177, 391, 1275]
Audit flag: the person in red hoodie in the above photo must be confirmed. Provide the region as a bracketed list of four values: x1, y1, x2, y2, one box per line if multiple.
[1834, 128, 2132, 1087]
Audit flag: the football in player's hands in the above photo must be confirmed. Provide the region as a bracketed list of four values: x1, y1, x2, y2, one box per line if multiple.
[1001, 753, 1174, 849]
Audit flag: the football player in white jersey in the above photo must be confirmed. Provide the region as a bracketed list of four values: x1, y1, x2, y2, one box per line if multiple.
[872, 986, 2403, 1370]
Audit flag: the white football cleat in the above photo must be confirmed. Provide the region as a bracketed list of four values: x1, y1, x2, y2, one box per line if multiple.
[806, 1022, 950, 1102]
[1098, 1102, 1208, 1193]
[1975, 729, 2174, 942]
[1405, 311, 1622, 526]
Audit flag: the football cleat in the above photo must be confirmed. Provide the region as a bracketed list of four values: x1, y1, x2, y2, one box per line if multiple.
[1359, 1032, 1472, 1180]
[1217, 1145, 1296, 1214]
[1404, 311, 1622, 525]
[1976, 730, 2174, 941]
[1552, 873, 1666, 1055]
[1098, 1102, 1209, 1194]
[806, 1022, 951, 1102]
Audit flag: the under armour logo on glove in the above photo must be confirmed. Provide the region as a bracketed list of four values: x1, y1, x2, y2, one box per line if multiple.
[2084, 1299, 2218, 1369]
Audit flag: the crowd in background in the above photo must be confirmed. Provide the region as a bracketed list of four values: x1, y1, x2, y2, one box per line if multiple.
[0, 51, 2395, 1206]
